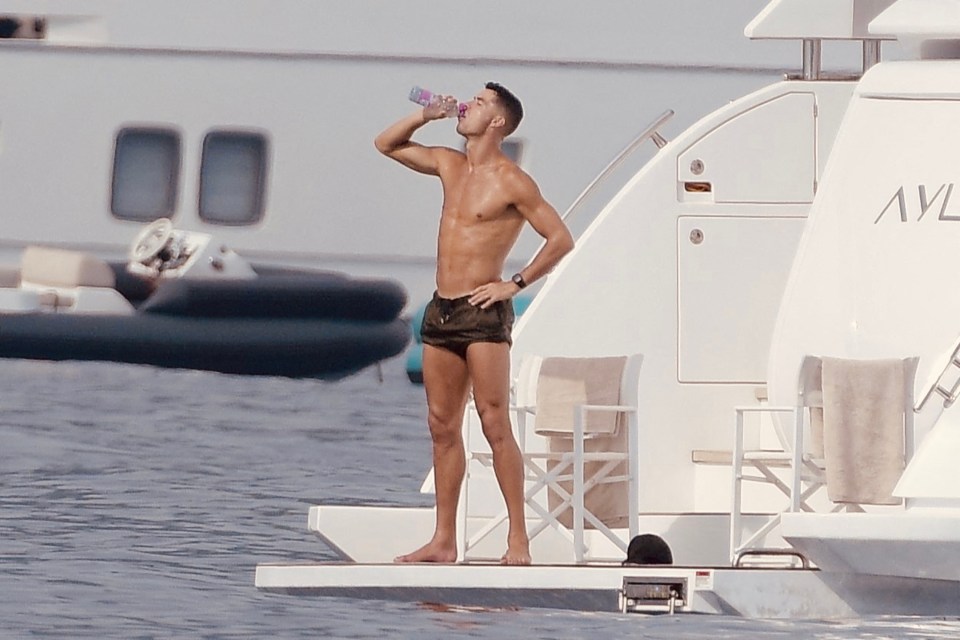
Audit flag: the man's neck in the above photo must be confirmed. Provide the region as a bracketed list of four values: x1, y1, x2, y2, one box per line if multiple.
[463, 134, 503, 167]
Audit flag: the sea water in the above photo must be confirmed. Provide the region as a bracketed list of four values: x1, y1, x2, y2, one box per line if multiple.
[2, 356, 959, 639]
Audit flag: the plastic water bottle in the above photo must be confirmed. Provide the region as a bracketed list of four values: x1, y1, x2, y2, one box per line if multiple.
[409, 86, 466, 118]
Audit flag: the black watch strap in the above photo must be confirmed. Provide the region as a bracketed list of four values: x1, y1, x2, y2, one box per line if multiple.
[511, 272, 527, 289]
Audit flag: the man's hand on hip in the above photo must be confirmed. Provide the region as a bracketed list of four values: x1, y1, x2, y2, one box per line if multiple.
[469, 281, 519, 309]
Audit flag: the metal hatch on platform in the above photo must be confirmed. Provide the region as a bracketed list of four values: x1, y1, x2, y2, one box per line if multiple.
[619, 575, 688, 614]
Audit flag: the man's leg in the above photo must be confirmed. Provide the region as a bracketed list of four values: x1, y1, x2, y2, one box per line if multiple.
[394, 343, 470, 563]
[466, 342, 531, 565]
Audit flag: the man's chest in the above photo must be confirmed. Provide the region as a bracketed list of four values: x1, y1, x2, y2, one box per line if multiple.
[446, 177, 514, 222]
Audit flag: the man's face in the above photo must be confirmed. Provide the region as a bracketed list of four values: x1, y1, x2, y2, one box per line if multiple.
[456, 88, 503, 137]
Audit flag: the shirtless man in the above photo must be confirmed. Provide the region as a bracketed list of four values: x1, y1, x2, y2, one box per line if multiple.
[375, 82, 574, 564]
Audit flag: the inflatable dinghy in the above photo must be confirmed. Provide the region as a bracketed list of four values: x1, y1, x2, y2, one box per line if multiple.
[0, 220, 409, 379]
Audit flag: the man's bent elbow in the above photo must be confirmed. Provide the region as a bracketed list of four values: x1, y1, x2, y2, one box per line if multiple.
[559, 230, 575, 257]
[374, 136, 392, 156]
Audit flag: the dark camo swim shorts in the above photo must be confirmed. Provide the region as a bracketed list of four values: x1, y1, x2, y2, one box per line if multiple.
[420, 291, 515, 359]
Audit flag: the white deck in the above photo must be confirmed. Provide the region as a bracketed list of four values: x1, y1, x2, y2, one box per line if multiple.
[254, 562, 960, 618]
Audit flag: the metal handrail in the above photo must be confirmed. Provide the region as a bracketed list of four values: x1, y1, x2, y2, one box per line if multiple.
[916, 342, 960, 412]
[560, 109, 674, 224]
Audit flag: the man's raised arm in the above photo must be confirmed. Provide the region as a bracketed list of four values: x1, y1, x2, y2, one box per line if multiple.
[374, 98, 455, 176]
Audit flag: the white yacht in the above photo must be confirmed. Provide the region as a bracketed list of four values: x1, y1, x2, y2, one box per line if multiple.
[256, 0, 960, 618]
[0, 0, 803, 308]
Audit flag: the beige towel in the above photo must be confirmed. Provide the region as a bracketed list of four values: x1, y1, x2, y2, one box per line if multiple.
[821, 357, 906, 505]
[547, 429, 628, 528]
[533, 355, 629, 528]
[534, 356, 627, 436]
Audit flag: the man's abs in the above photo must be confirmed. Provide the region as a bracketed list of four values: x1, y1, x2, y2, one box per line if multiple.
[435, 253, 505, 297]
[435, 215, 522, 295]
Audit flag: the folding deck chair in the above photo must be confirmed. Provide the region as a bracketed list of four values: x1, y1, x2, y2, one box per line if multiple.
[729, 355, 918, 565]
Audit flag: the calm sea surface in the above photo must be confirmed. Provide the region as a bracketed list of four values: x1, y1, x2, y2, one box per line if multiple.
[2, 356, 959, 639]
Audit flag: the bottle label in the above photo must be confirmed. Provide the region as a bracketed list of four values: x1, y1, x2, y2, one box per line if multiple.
[409, 86, 465, 117]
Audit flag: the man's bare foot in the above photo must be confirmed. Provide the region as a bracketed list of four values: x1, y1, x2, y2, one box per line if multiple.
[393, 540, 457, 563]
[500, 547, 532, 565]
[500, 535, 531, 565]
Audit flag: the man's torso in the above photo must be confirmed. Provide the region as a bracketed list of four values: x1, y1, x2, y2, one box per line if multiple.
[435, 155, 525, 297]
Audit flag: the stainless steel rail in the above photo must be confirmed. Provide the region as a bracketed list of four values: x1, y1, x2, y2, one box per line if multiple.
[560, 109, 674, 224]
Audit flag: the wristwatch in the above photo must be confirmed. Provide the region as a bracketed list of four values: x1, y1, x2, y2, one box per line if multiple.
[511, 272, 527, 289]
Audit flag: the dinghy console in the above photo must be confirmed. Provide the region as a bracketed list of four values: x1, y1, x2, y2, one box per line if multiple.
[126, 218, 257, 280]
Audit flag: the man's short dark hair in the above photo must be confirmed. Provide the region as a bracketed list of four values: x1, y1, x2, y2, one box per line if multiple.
[486, 82, 523, 137]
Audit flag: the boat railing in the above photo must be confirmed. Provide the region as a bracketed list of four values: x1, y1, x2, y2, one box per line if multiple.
[560, 109, 674, 225]
[915, 336, 960, 413]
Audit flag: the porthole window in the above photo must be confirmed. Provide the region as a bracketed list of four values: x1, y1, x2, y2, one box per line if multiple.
[111, 128, 181, 221]
[198, 131, 268, 225]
